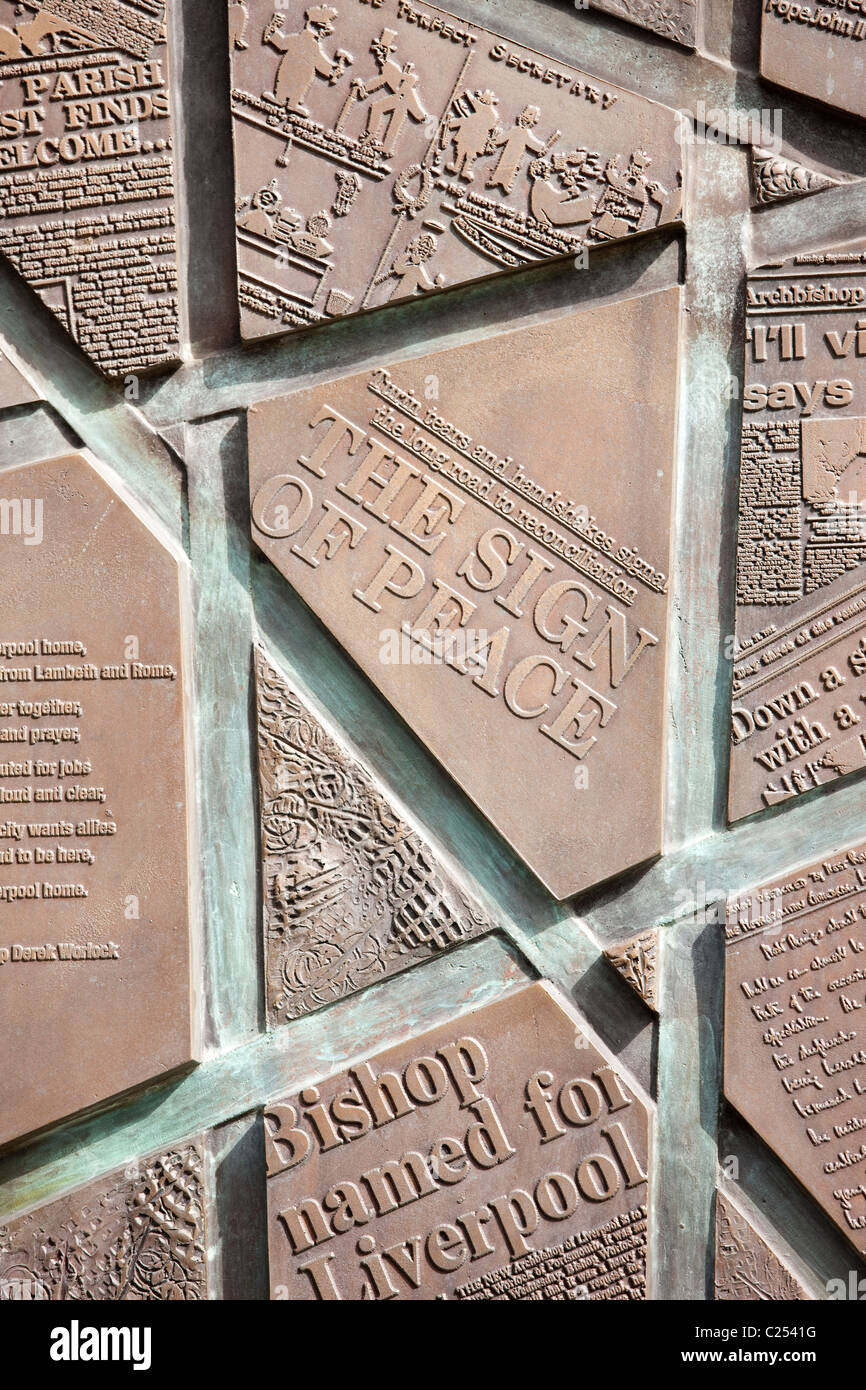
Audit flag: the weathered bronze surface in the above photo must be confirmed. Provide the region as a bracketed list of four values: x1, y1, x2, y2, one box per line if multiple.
[0, 452, 196, 1148]
[590, 0, 696, 48]
[762, 0, 866, 122]
[605, 929, 658, 1011]
[724, 848, 866, 1257]
[730, 241, 866, 822]
[714, 1193, 809, 1300]
[0, 1, 179, 377]
[228, 0, 683, 342]
[0, 1139, 207, 1300]
[265, 981, 651, 1299]
[249, 292, 679, 899]
[256, 646, 493, 1023]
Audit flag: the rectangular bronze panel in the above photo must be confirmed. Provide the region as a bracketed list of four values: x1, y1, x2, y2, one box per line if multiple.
[265, 981, 651, 1299]
[762, 0, 866, 122]
[725, 848, 866, 1256]
[730, 242, 866, 822]
[229, 0, 684, 341]
[0, 1139, 207, 1300]
[256, 646, 493, 1023]
[0, 1, 180, 376]
[0, 451, 197, 1148]
[249, 291, 680, 900]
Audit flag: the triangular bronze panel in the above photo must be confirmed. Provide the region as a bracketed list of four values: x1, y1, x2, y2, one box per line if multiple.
[750, 147, 842, 208]
[0, 350, 38, 408]
[715, 1193, 810, 1300]
[605, 929, 658, 1011]
[0, 1139, 208, 1300]
[255, 646, 493, 1023]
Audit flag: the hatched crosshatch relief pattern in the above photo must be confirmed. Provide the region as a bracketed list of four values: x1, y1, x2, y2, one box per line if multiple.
[256, 646, 493, 1023]
[714, 1193, 810, 1301]
[0, 1141, 207, 1300]
[2, 0, 866, 1306]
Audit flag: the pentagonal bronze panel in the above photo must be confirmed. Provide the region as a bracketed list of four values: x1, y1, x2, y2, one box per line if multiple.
[265, 981, 651, 1300]
[0, 1, 179, 377]
[0, 1139, 208, 1300]
[256, 645, 493, 1023]
[762, 0, 866, 122]
[714, 1193, 809, 1300]
[725, 849, 866, 1257]
[248, 290, 679, 899]
[730, 241, 866, 822]
[228, 0, 683, 341]
[0, 452, 197, 1148]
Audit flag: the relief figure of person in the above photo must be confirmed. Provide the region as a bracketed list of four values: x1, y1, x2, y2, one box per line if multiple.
[444, 89, 499, 183]
[486, 106, 547, 196]
[354, 30, 427, 156]
[389, 232, 443, 299]
[264, 5, 346, 116]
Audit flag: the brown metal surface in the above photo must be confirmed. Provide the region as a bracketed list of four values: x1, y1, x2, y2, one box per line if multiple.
[724, 849, 866, 1257]
[228, 0, 684, 341]
[248, 292, 679, 900]
[0, 1139, 207, 1300]
[0, 1, 179, 377]
[729, 241, 866, 822]
[604, 929, 658, 1011]
[265, 980, 651, 1299]
[714, 1193, 810, 1300]
[0, 451, 197, 1149]
[750, 146, 843, 208]
[0, 350, 38, 408]
[761, 0, 866, 122]
[256, 646, 493, 1023]
[590, 0, 696, 48]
